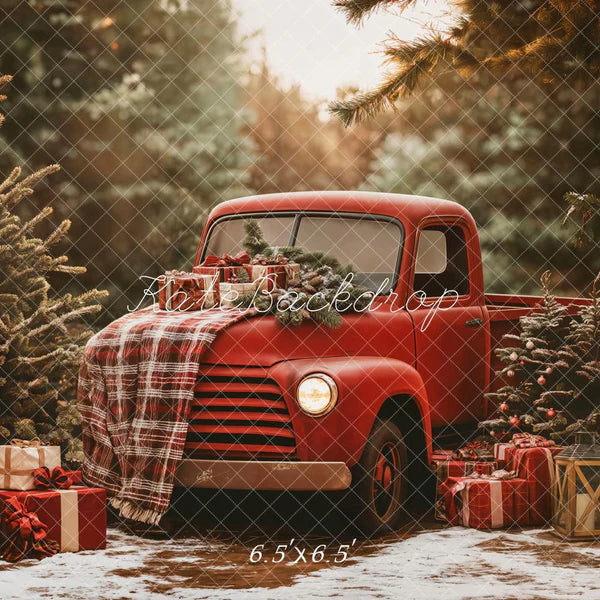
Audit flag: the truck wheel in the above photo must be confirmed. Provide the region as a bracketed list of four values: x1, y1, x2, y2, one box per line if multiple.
[350, 419, 408, 535]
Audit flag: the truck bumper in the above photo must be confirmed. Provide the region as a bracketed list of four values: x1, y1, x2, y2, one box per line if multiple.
[174, 459, 352, 491]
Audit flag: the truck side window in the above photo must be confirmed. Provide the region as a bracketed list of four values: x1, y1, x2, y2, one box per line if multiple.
[413, 225, 469, 297]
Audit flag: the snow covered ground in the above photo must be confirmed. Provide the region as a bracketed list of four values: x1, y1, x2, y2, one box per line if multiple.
[1, 524, 599, 600]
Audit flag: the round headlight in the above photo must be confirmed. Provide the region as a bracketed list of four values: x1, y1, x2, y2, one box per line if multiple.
[296, 373, 338, 417]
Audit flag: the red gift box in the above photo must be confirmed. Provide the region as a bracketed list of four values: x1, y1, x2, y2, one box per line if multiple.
[247, 263, 300, 291]
[193, 251, 251, 283]
[432, 457, 500, 520]
[511, 446, 563, 525]
[193, 264, 249, 283]
[494, 435, 559, 470]
[0, 486, 106, 552]
[157, 271, 219, 311]
[494, 441, 513, 462]
[441, 475, 529, 529]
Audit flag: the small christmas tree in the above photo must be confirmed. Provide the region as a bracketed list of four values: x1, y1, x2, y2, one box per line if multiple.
[537, 275, 600, 441]
[0, 75, 107, 462]
[480, 271, 571, 438]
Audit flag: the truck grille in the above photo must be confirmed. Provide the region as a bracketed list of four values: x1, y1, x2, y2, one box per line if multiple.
[185, 365, 296, 459]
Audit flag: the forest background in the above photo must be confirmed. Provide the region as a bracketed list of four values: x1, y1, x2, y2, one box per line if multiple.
[1, 0, 598, 322]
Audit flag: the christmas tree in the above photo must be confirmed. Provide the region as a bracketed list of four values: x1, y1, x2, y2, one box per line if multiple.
[480, 272, 571, 439]
[537, 275, 600, 440]
[0, 75, 107, 462]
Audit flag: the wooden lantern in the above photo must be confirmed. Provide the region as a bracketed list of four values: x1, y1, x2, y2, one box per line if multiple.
[553, 431, 600, 540]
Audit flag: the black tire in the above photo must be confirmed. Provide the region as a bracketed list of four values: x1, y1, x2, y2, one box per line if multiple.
[349, 419, 408, 536]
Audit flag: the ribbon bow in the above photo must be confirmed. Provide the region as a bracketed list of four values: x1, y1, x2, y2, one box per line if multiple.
[202, 250, 250, 267]
[10, 438, 41, 448]
[453, 440, 494, 461]
[33, 466, 73, 490]
[0, 496, 59, 562]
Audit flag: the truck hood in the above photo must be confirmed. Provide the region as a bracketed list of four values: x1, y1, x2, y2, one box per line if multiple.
[201, 310, 413, 366]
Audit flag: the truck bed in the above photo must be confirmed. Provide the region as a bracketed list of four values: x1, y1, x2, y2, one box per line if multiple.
[486, 292, 589, 337]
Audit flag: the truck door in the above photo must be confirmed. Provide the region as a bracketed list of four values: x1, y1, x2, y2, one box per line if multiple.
[408, 221, 487, 429]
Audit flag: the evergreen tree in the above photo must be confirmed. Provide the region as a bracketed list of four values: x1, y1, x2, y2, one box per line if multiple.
[538, 275, 600, 440]
[330, 0, 600, 125]
[0, 1, 250, 319]
[479, 271, 600, 443]
[0, 76, 107, 462]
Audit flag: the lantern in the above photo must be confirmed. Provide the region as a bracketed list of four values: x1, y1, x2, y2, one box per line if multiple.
[553, 431, 600, 540]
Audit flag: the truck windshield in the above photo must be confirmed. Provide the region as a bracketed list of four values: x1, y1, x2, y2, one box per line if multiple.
[203, 213, 403, 293]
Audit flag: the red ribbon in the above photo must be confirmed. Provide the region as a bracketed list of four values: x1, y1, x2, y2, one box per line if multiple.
[202, 250, 250, 267]
[0, 496, 58, 562]
[33, 466, 73, 490]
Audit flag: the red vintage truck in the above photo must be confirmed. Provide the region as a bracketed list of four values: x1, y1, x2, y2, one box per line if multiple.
[174, 191, 585, 533]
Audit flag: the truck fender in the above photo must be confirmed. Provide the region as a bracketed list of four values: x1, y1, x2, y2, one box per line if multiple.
[269, 356, 432, 467]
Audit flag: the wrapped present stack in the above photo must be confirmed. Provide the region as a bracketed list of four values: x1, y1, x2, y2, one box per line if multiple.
[157, 251, 302, 312]
[436, 434, 563, 529]
[431, 441, 502, 520]
[0, 440, 106, 562]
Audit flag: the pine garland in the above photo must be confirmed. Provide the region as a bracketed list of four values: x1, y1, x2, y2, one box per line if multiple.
[237, 219, 373, 328]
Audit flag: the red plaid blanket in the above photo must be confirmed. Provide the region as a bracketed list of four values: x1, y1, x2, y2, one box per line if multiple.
[77, 307, 255, 525]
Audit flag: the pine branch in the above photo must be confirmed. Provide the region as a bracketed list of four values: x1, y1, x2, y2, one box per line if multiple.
[329, 34, 463, 126]
[333, 0, 415, 26]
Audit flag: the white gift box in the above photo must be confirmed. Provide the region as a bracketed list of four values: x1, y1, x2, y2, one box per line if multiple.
[0, 444, 61, 490]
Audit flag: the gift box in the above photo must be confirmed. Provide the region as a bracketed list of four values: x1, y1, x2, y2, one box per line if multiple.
[193, 251, 251, 282]
[441, 474, 529, 529]
[511, 446, 563, 525]
[219, 281, 258, 307]
[248, 263, 300, 291]
[432, 457, 500, 520]
[494, 433, 558, 466]
[0, 443, 61, 491]
[0, 486, 107, 552]
[494, 441, 514, 462]
[158, 271, 219, 311]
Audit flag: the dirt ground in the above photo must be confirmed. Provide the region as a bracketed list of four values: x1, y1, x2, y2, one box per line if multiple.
[1, 491, 599, 600]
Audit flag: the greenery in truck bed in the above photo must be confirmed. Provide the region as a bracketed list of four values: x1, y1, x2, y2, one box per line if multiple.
[235, 219, 372, 328]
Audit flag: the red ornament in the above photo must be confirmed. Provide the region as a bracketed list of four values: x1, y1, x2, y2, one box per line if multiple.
[537, 375, 546, 385]
[503, 392, 509, 398]
[547, 408, 556, 418]
[509, 415, 520, 427]
[546, 367, 553, 375]
[520, 360, 525, 366]
[500, 402, 509, 413]
[507, 369, 515, 378]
